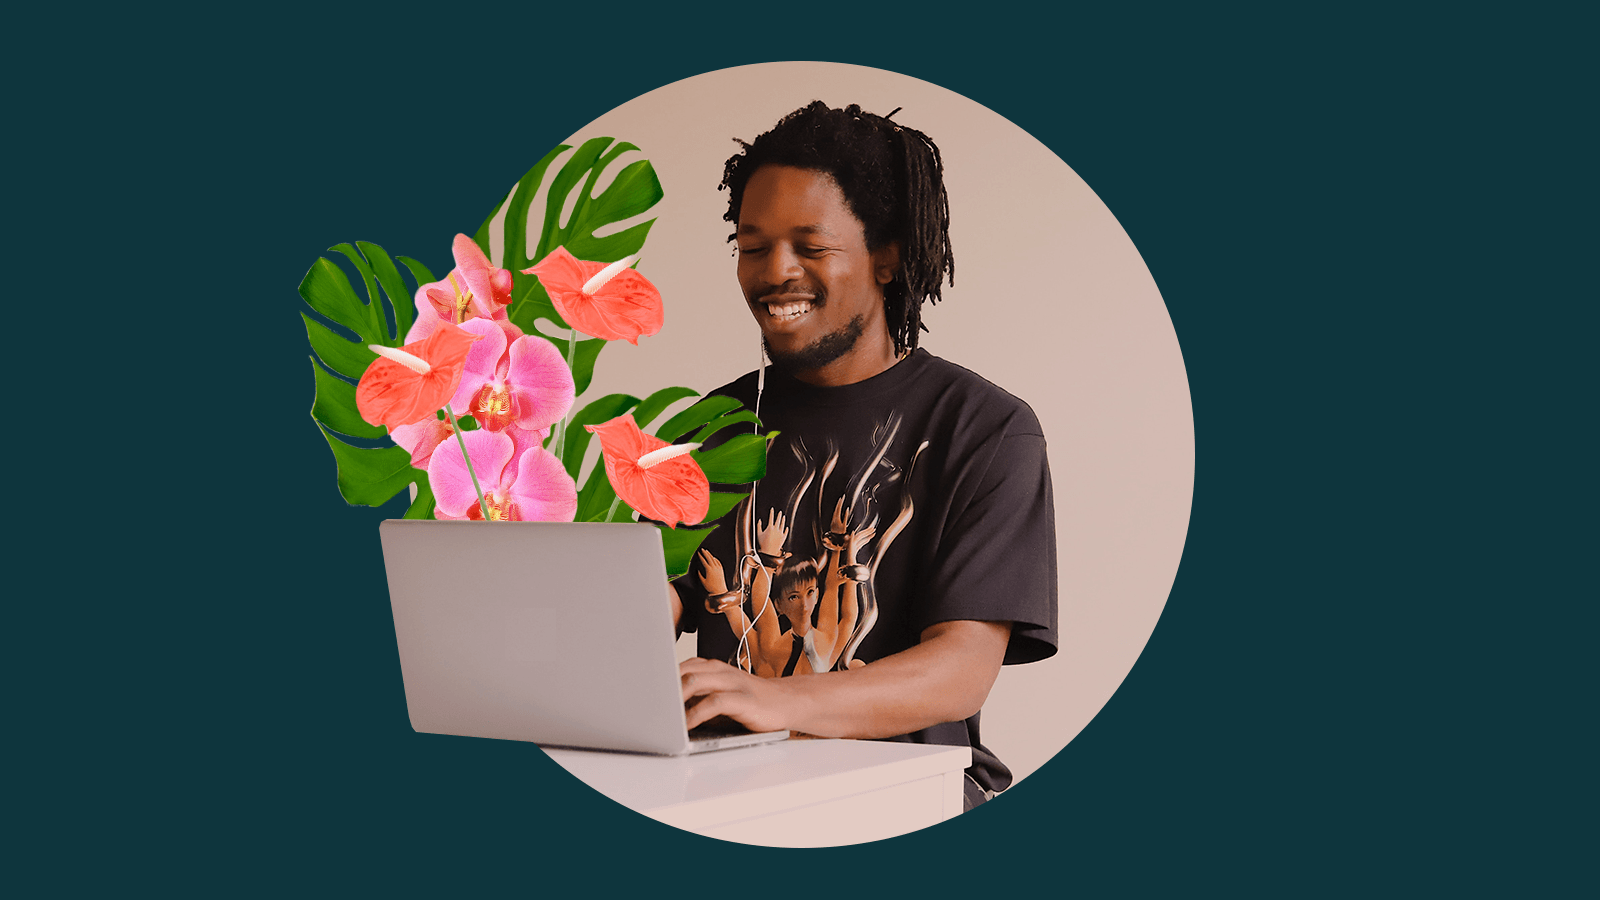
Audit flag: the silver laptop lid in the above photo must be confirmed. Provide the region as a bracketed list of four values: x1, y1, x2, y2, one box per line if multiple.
[379, 520, 691, 755]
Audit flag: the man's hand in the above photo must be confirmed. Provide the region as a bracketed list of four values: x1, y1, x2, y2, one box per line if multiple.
[679, 620, 1012, 739]
[681, 657, 801, 733]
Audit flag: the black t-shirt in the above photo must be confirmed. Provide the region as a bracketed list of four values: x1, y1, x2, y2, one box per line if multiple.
[675, 349, 1058, 795]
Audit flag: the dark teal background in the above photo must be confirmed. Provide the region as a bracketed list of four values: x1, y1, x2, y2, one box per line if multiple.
[17, 5, 1587, 894]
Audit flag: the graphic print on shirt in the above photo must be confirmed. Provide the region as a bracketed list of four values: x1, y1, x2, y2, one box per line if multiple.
[693, 413, 929, 677]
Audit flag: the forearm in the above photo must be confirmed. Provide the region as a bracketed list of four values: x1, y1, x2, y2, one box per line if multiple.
[778, 624, 1005, 738]
[681, 620, 1011, 739]
[669, 581, 684, 636]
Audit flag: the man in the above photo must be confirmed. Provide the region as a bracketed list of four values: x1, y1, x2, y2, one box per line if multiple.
[670, 102, 1057, 810]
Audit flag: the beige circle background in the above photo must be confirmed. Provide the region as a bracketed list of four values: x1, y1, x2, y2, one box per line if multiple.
[496, 62, 1193, 786]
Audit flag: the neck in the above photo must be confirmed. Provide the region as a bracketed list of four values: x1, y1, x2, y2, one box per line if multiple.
[789, 335, 900, 387]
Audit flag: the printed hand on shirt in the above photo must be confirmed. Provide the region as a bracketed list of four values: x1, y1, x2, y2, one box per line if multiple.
[823, 497, 851, 551]
[756, 509, 789, 558]
[845, 524, 876, 566]
[696, 549, 739, 612]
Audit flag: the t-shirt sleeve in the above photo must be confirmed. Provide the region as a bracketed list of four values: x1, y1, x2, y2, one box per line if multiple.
[672, 543, 711, 636]
[911, 425, 1059, 665]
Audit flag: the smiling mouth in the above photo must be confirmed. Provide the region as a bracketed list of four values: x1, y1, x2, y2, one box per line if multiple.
[764, 299, 813, 321]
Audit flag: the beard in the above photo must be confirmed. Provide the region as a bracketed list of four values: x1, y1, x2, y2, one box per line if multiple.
[763, 313, 866, 373]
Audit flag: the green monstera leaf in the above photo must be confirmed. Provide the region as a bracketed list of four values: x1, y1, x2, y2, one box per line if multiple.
[300, 241, 439, 517]
[473, 138, 664, 397]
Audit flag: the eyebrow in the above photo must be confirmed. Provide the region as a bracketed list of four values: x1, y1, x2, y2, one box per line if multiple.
[737, 223, 838, 238]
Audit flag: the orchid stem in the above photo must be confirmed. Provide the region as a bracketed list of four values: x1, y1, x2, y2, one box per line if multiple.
[445, 409, 492, 521]
[554, 327, 578, 462]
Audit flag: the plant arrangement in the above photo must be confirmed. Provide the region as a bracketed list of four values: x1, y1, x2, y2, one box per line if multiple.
[300, 138, 768, 577]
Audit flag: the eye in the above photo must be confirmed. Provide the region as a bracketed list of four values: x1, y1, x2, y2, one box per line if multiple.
[799, 246, 831, 258]
[737, 245, 767, 256]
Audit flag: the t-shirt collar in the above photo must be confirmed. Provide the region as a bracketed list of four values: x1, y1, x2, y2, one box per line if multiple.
[761, 348, 933, 408]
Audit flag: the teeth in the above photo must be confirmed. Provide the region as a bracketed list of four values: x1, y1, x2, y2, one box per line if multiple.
[766, 301, 812, 319]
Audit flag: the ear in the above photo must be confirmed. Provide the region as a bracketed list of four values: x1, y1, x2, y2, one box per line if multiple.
[872, 241, 902, 285]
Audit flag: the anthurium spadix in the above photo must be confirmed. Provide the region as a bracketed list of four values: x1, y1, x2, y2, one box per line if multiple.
[585, 414, 709, 528]
[523, 247, 664, 345]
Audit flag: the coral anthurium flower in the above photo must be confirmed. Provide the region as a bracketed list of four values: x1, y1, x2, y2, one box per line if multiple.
[585, 414, 708, 528]
[446, 318, 575, 434]
[355, 321, 482, 430]
[523, 247, 664, 345]
[429, 429, 576, 522]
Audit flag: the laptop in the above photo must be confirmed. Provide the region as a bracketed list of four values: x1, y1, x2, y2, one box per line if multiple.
[379, 519, 788, 755]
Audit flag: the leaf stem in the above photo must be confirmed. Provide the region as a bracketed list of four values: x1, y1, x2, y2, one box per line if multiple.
[605, 495, 622, 522]
[445, 409, 493, 521]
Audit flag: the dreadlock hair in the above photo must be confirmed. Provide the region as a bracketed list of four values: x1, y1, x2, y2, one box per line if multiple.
[719, 101, 954, 357]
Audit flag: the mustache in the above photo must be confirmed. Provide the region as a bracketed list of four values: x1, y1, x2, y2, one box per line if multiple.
[752, 282, 824, 303]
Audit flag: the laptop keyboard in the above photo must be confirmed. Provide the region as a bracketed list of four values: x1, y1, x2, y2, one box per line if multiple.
[689, 721, 754, 739]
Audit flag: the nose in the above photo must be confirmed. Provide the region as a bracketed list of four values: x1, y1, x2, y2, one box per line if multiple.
[760, 244, 804, 288]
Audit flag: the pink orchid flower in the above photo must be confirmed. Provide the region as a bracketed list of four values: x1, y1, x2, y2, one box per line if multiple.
[446, 318, 575, 435]
[390, 416, 452, 469]
[405, 234, 523, 347]
[404, 299, 523, 349]
[585, 414, 708, 529]
[419, 234, 513, 324]
[428, 429, 577, 522]
[523, 247, 664, 345]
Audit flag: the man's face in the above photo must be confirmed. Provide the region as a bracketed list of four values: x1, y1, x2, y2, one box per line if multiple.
[735, 165, 899, 386]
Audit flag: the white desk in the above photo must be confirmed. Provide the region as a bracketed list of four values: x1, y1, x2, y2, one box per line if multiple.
[543, 739, 971, 847]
